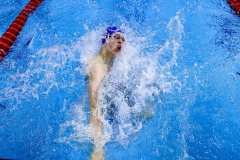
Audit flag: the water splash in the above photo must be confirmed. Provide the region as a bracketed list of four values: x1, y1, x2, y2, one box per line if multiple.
[59, 11, 185, 147]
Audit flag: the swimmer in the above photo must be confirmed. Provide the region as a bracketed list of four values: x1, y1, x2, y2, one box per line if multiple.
[87, 27, 125, 160]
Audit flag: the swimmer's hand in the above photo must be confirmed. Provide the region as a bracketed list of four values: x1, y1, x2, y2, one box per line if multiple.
[91, 147, 104, 160]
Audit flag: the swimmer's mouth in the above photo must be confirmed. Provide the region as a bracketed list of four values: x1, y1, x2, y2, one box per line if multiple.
[117, 45, 122, 50]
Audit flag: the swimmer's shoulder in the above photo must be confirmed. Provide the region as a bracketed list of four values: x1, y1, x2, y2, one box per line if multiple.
[86, 55, 104, 78]
[87, 56, 103, 69]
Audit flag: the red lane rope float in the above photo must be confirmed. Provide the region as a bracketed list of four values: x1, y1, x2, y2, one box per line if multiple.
[227, 0, 240, 16]
[0, 0, 44, 62]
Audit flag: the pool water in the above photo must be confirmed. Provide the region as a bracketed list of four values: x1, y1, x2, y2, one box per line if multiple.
[0, 0, 240, 159]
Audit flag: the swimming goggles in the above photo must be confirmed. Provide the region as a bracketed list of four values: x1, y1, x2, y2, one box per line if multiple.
[110, 34, 125, 42]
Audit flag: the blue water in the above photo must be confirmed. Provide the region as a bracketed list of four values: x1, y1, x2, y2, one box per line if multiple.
[0, 0, 240, 159]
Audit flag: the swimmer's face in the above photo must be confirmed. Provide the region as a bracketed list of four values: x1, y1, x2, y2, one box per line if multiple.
[107, 32, 125, 56]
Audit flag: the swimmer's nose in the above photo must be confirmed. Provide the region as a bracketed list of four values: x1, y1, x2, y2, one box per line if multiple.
[118, 39, 123, 44]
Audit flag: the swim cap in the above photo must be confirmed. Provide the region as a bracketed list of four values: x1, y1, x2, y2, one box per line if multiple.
[101, 26, 122, 44]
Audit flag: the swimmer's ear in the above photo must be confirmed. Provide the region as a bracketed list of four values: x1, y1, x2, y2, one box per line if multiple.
[105, 34, 111, 44]
[106, 38, 110, 44]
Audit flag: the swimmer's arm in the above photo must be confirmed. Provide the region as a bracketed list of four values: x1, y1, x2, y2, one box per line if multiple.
[89, 63, 105, 159]
[88, 63, 102, 110]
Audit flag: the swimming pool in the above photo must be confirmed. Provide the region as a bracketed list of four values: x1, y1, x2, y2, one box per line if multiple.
[0, 0, 240, 159]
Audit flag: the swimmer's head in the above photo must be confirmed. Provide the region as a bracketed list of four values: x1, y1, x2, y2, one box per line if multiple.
[101, 26, 123, 44]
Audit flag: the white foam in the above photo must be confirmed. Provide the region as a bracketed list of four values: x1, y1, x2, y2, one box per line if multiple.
[60, 14, 184, 145]
[0, 12, 184, 146]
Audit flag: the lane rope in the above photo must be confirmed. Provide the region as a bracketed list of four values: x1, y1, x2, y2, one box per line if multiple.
[227, 0, 240, 16]
[0, 0, 44, 61]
